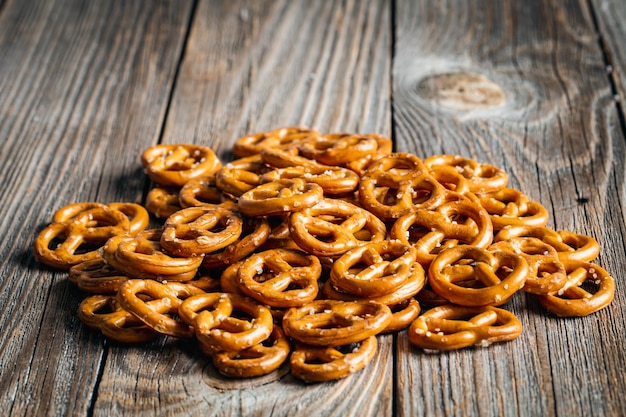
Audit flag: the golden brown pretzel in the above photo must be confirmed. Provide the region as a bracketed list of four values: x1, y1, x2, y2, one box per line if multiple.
[428, 246, 528, 306]
[108, 203, 150, 235]
[288, 198, 387, 257]
[477, 188, 549, 230]
[330, 240, 418, 297]
[282, 299, 392, 346]
[259, 147, 318, 169]
[211, 326, 291, 378]
[298, 133, 380, 165]
[538, 261, 615, 317]
[52, 202, 106, 223]
[178, 292, 233, 329]
[237, 248, 322, 308]
[233, 126, 318, 157]
[424, 154, 508, 194]
[408, 304, 523, 350]
[261, 164, 360, 195]
[289, 336, 377, 382]
[160, 206, 244, 257]
[141, 144, 221, 186]
[215, 154, 271, 197]
[178, 176, 235, 209]
[145, 186, 182, 219]
[382, 298, 421, 333]
[428, 165, 472, 195]
[237, 179, 324, 216]
[361, 152, 427, 184]
[69, 258, 129, 294]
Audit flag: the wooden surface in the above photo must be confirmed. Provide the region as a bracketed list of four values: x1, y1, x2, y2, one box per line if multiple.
[0, 0, 624, 416]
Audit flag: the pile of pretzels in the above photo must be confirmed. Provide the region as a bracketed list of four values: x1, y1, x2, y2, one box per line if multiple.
[33, 127, 615, 383]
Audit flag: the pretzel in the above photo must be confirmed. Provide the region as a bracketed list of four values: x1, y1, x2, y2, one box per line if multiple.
[202, 216, 271, 269]
[194, 293, 274, 352]
[178, 176, 235, 209]
[52, 202, 106, 223]
[382, 298, 421, 333]
[34, 206, 131, 269]
[107, 203, 150, 235]
[261, 164, 360, 195]
[330, 240, 417, 297]
[215, 154, 271, 197]
[428, 246, 528, 306]
[538, 261, 615, 317]
[427, 166, 472, 195]
[210, 326, 291, 378]
[424, 154, 508, 194]
[290, 336, 377, 382]
[219, 262, 247, 296]
[289, 198, 387, 257]
[178, 292, 233, 329]
[389, 199, 493, 267]
[259, 147, 318, 169]
[478, 188, 549, 230]
[233, 126, 318, 157]
[361, 152, 427, 184]
[237, 179, 324, 216]
[408, 304, 523, 350]
[69, 258, 128, 294]
[186, 271, 222, 292]
[78, 295, 160, 343]
[298, 133, 380, 165]
[141, 144, 221, 186]
[237, 248, 322, 308]
[104, 231, 202, 281]
[160, 206, 244, 257]
[282, 299, 392, 346]
[117, 279, 205, 338]
[145, 186, 182, 219]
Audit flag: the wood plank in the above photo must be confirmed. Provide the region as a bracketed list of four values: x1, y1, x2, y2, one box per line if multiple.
[0, 0, 192, 415]
[91, 0, 394, 416]
[392, 0, 626, 416]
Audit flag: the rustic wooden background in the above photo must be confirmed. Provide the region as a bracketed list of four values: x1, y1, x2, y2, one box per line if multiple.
[1, 0, 625, 416]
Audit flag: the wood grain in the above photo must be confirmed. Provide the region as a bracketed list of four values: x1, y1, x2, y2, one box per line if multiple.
[0, 0, 192, 415]
[393, 0, 626, 416]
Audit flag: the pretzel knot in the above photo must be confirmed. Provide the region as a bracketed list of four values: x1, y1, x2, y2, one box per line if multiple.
[69, 258, 128, 294]
[282, 299, 392, 346]
[408, 304, 523, 350]
[298, 133, 381, 165]
[160, 206, 244, 257]
[290, 336, 378, 382]
[145, 186, 182, 219]
[261, 164, 360, 195]
[428, 246, 528, 306]
[478, 188, 549, 230]
[237, 248, 322, 308]
[424, 154, 508, 194]
[178, 176, 235, 209]
[330, 240, 418, 297]
[237, 178, 324, 216]
[141, 144, 221, 186]
[289, 198, 387, 257]
[233, 126, 318, 157]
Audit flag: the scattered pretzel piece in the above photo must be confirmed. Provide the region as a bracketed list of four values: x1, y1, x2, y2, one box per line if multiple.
[142, 144, 221, 186]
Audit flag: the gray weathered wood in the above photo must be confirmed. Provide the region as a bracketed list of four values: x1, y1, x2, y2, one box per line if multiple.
[393, 0, 626, 416]
[0, 0, 193, 415]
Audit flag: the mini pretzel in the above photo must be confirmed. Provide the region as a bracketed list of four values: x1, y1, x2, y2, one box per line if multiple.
[289, 198, 387, 257]
[178, 292, 233, 330]
[424, 154, 508, 194]
[298, 133, 380, 165]
[233, 126, 318, 157]
[117, 279, 205, 338]
[211, 326, 291, 378]
[478, 188, 549, 230]
[52, 202, 106, 223]
[178, 176, 235, 209]
[194, 293, 274, 352]
[408, 304, 523, 350]
[428, 166, 472, 195]
[330, 240, 417, 297]
[261, 164, 360, 195]
[259, 147, 318, 169]
[382, 298, 421, 333]
[428, 246, 528, 306]
[290, 336, 377, 382]
[160, 206, 244, 257]
[70, 258, 128, 294]
[145, 186, 182, 219]
[141, 144, 221, 186]
[282, 299, 392, 346]
[237, 248, 322, 308]
[108, 203, 150, 235]
[215, 154, 270, 197]
[237, 179, 324, 216]
[538, 261, 615, 317]
[361, 152, 427, 184]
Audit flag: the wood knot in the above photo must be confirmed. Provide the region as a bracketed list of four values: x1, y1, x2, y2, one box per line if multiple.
[417, 72, 505, 111]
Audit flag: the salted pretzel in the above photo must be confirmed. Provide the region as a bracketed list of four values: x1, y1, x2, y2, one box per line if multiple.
[361, 152, 427, 184]
[282, 299, 392, 346]
[141, 144, 221, 186]
[290, 336, 377, 382]
[193, 293, 274, 353]
[261, 164, 360, 195]
[210, 326, 291, 378]
[237, 248, 322, 308]
[104, 231, 202, 281]
[108, 203, 150, 235]
[298, 133, 380, 166]
[233, 126, 318, 157]
[409, 304, 523, 350]
[145, 186, 182, 219]
[219, 262, 247, 296]
[34, 205, 131, 269]
[424, 154, 508, 194]
[237, 179, 324, 216]
[478, 188, 549, 230]
[288, 198, 387, 257]
[330, 240, 418, 297]
[259, 147, 318, 169]
[382, 298, 421, 333]
[177, 292, 233, 330]
[117, 279, 205, 338]
[215, 154, 271, 197]
[427, 165, 472, 195]
[389, 199, 493, 267]
[69, 258, 128, 294]
[428, 246, 529, 306]
[178, 176, 235, 209]
[538, 261, 615, 317]
[160, 206, 244, 257]
[78, 295, 160, 343]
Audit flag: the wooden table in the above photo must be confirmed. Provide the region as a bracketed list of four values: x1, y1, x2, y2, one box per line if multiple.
[2, 0, 625, 416]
